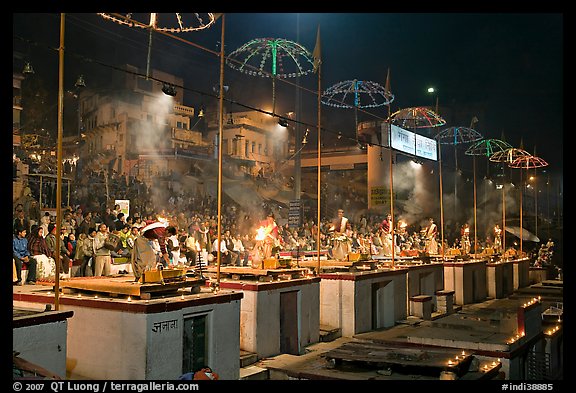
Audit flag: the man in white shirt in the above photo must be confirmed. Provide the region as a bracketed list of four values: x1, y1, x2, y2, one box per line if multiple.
[212, 236, 236, 266]
[232, 234, 249, 267]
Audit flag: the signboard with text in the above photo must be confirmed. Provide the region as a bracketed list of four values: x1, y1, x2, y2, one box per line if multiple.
[390, 124, 416, 156]
[415, 134, 438, 161]
[389, 124, 438, 162]
[370, 186, 390, 207]
[288, 199, 302, 228]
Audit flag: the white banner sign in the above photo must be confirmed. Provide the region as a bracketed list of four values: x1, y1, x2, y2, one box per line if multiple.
[390, 124, 416, 155]
[115, 199, 130, 218]
[415, 134, 438, 161]
[389, 124, 437, 161]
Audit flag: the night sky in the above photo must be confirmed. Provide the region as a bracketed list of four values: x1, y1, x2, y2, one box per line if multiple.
[13, 13, 563, 174]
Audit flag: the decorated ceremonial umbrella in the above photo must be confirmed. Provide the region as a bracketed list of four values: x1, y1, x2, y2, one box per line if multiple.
[98, 13, 217, 79]
[465, 138, 512, 254]
[226, 38, 315, 115]
[508, 155, 549, 257]
[389, 107, 447, 256]
[489, 147, 532, 255]
[435, 125, 483, 224]
[389, 106, 446, 130]
[433, 125, 482, 255]
[322, 79, 394, 144]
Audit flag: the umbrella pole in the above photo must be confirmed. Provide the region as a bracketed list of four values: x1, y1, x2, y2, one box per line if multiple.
[272, 76, 276, 116]
[54, 13, 66, 310]
[316, 49, 322, 275]
[388, 110, 395, 268]
[216, 14, 226, 289]
[473, 156, 477, 255]
[534, 166, 538, 239]
[354, 106, 358, 143]
[502, 165, 506, 257]
[439, 143, 445, 259]
[454, 144, 458, 223]
[519, 168, 523, 257]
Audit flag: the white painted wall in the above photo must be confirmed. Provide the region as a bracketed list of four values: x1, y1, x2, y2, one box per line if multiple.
[16, 296, 242, 380]
[513, 258, 530, 290]
[319, 271, 408, 337]
[238, 280, 320, 359]
[13, 319, 68, 378]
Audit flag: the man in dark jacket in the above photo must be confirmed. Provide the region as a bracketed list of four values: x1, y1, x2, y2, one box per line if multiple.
[13, 227, 37, 285]
[45, 223, 70, 275]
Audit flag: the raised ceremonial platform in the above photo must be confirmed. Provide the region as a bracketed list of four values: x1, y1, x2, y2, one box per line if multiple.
[57, 274, 207, 300]
[298, 258, 379, 273]
[203, 265, 308, 282]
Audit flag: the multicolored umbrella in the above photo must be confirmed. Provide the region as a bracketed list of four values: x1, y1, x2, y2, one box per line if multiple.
[226, 38, 315, 115]
[389, 107, 446, 129]
[321, 79, 394, 143]
[97, 13, 217, 32]
[434, 126, 483, 234]
[488, 147, 532, 164]
[465, 138, 511, 254]
[465, 138, 512, 157]
[487, 147, 532, 255]
[508, 155, 549, 256]
[98, 13, 217, 79]
[436, 126, 483, 146]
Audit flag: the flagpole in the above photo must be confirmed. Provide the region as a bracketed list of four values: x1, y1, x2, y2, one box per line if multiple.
[519, 167, 523, 257]
[385, 68, 394, 269]
[436, 97, 445, 259]
[502, 167, 506, 257]
[54, 13, 66, 310]
[317, 68, 321, 275]
[473, 155, 478, 255]
[216, 14, 226, 288]
[439, 143, 445, 259]
[316, 28, 322, 275]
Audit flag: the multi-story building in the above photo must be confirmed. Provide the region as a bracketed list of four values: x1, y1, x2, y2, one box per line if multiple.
[76, 65, 291, 194]
[204, 109, 292, 178]
[77, 65, 210, 186]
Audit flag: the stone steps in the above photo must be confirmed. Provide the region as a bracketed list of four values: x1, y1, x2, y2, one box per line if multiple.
[319, 325, 341, 342]
[240, 350, 258, 368]
[239, 365, 269, 380]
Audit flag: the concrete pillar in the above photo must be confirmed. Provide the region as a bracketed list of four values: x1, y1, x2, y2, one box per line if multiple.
[410, 295, 433, 320]
[435, 290, 454, 314]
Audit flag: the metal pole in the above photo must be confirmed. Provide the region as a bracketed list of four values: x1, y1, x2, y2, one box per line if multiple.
[388, 120, 395, 268]
[534, 167, 538, 239]
[316, 59, 322, 275]
[145, 13, 157, 80]
[454, 143, 458, 223]
[294, 13, 302, 200]
[54, 13, 66, 310]
[519, 168, 523, 257]
[547, 173, 550, 240]
[473, 156, 478, 255]
[216, 14, 226, 288]
[439, 142, 445, 259]
[502, 165, 506, 257]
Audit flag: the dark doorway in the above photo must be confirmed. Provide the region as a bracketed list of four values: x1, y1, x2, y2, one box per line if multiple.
[280, 291, 299, 354]
[182, 314, 208, 375]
